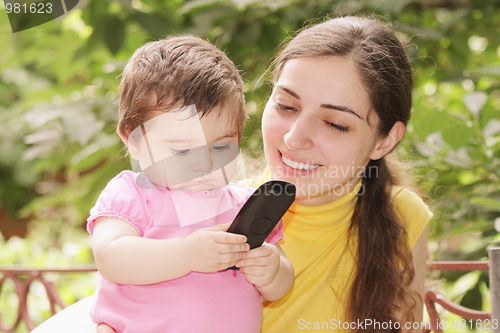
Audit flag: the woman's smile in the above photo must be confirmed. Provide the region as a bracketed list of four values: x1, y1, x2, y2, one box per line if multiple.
[280, 151, 322, 171]
[262, 56, 378, 205]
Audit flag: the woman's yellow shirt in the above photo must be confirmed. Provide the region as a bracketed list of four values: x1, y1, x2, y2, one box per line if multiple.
[245, 169, 433, 332]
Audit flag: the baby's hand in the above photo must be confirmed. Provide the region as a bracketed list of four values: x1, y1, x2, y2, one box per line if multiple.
[182, 222, 249, 273]
[236, 243, 280, 288]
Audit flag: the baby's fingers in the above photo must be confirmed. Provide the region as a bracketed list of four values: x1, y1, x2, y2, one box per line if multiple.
[213, 231, 247, 245]
[218, 242, 250, 254]
[241, 244, 273, 259]
[219, 252, 245, 265]
[236, 256, 269, 268]
[239, 264, 267, 276]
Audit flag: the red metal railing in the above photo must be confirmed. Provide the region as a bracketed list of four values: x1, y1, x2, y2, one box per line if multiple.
[0, 265, 97, 332]
[424, 260, 493, 333]
[0, 261, 497, 332]
[427, 261, 489, 271]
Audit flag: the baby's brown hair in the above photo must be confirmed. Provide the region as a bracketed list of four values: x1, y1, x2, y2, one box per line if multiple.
[118, 35, 246, 141]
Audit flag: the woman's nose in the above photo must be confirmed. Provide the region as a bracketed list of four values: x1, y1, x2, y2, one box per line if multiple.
[283, 116, 313, 151]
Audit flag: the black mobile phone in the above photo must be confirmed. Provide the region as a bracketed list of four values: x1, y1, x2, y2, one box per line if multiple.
[228, 180, 296, 253]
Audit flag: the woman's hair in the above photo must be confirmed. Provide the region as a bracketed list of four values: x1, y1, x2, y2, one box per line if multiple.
[118, 35, 246, 140]
[272, 16, 416, 332]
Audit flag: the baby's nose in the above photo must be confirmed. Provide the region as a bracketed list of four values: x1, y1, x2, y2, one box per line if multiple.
[191, 145, 213, 173]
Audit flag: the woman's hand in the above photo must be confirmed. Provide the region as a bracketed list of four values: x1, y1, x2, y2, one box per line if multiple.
[96, 323, 115, 333]
[182, 222, 250, 273]
[236, 242, 280, 287]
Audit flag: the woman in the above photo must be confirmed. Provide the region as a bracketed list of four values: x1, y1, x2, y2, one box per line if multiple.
[254, 15, 431, 332]
[34, 15, 431, 333]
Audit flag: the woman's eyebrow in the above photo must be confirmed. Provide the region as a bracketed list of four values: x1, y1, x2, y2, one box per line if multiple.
[320, 104, 364, 120]
[276, 85, 364, 120]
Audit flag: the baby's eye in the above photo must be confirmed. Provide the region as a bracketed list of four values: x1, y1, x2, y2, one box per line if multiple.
[171, 149, 191, 156]
[212, 144, 229, 152]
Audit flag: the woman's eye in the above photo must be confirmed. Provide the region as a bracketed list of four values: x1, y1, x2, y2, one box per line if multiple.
[275, 103, 297, 112]
[171, 149, 190, 155]
[212, 144, 229, 152]
[325, 121, 349, 133]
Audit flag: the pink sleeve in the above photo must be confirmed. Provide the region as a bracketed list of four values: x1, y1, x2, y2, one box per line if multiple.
[265, 219, 284, 245]
[86, 171, 148, 237]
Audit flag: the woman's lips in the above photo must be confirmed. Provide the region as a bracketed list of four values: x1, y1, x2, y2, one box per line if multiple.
[281, 153, 321, 170]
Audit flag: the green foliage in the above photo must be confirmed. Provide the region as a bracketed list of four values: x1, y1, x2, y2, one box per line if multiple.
[0, 0, 500, 332]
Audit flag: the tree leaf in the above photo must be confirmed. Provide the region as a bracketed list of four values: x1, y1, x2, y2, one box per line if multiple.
[103, 16, 126, 55]
[178, 0, 229, 15]
[470, 197, 500, 212]
[463, 92, 488, 117]
[369, 0, 412, 15]
[441, 123, 475, 150]
[460, 281, 483, 312]
[483, 119, 500, 137]
[133, 12, 171, 39]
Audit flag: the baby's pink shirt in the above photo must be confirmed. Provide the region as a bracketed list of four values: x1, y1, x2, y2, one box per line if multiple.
[87, 171, 284, 333]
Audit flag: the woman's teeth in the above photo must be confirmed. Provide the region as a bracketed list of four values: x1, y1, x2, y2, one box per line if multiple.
[282, 154, 321, 171]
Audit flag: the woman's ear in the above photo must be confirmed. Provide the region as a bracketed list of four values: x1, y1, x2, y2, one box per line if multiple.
[369, 121, 406, 161]
[118, 129, 140, 160]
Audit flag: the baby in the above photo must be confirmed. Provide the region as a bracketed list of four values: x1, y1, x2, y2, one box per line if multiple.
[86, 35, 294, 333]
